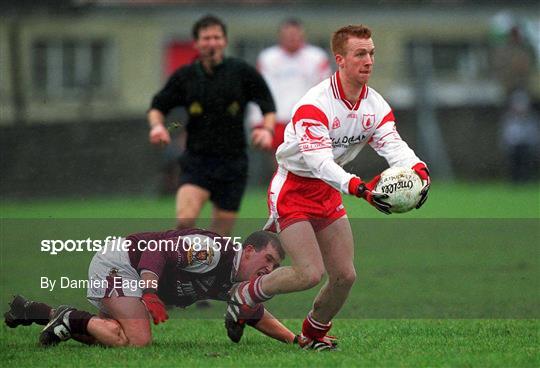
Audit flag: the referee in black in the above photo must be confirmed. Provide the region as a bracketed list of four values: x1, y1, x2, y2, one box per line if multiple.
[147, 15, 276, 237]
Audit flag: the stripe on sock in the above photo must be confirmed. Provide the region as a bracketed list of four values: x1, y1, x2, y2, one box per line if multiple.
[307, 312, 332, 331]
[254, 276, 271, 300]
[247, 276, 272, 304]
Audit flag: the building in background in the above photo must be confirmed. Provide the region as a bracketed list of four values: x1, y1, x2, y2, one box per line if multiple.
[1, 0, 539, 197]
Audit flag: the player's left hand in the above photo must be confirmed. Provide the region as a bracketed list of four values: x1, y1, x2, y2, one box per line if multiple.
[141, 288, 168, 325]
[251, 127, 273, 150]
[364, 174, 381, 191]
[412, 162, 430, 209]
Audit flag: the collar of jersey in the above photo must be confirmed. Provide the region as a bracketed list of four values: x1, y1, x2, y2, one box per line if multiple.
[331, 71, 368, 111]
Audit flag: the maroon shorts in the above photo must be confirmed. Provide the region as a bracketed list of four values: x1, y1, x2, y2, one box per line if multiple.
[264, 167, 347, 233]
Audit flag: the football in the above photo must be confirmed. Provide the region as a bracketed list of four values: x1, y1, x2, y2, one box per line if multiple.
[375, 167, 423, 213]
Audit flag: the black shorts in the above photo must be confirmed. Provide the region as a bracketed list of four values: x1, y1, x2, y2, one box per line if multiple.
[178, 152, 248, 212]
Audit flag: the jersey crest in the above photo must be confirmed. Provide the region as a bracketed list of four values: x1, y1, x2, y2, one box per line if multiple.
[189, 101, 203, 116]
[362, 114, 375, 130]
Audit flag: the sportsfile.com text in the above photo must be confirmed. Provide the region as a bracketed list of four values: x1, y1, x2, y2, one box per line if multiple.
[40, 236, 243, 255]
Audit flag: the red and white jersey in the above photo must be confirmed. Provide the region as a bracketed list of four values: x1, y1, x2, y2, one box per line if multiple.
[276, 71, 422, 194]
[249, 44, 331, 124]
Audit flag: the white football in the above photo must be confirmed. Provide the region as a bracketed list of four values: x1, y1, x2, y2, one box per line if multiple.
[375, 167, 423, 213]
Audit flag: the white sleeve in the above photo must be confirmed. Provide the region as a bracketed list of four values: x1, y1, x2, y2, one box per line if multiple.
[369, 121, 422, 168]
[294, 117, 356, 194]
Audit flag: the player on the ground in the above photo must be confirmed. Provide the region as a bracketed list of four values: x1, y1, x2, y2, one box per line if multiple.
[226, 25, 430, 351]
[5, 230, 295, 347]
[249, 18, 331, 150]
[148, 15, 276, 237]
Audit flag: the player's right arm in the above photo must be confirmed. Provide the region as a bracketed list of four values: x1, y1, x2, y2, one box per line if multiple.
[147, 109, 170, 145]
[227, 303, 295, 344]
[135, 243, 178, 325]
[147, 68, 188, 145]
[292, 105, 354, 192]
[251, 309, 295, 344]
[293, 104, 390, 213]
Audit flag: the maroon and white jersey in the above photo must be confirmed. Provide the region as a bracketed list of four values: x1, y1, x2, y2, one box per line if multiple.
[126, 229, 240, 307]
[276, 71, 422, 194]
[249, 44, 331, 124]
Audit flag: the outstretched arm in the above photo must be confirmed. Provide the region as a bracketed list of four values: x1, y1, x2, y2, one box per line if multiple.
[226, 304, 294, 344]
[251, 309, 295, 343]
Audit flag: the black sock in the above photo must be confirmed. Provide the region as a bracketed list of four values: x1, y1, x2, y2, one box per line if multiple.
[67, 310, 95, 336]
[28, 302, 52, 325]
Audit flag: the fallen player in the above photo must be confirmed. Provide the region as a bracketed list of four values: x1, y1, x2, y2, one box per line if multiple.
[5, 229, 295, 347]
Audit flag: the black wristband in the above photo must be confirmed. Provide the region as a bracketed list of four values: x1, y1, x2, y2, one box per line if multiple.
[356, 183, 367, 197]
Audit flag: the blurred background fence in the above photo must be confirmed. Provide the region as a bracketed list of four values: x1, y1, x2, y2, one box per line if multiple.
[1, 0, 539, 198]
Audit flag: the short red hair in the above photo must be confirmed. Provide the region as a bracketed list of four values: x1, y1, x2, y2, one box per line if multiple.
[331, 25, 372, 56]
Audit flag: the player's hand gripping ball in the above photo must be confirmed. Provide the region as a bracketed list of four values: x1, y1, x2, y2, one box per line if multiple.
[375, 167, 424, 213]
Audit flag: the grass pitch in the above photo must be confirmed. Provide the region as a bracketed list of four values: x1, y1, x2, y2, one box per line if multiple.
[3, 320, 538, 367]
[1, 182, 539, 367]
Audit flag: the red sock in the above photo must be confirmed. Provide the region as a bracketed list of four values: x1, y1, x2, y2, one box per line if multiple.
[302, 311, 332, 340]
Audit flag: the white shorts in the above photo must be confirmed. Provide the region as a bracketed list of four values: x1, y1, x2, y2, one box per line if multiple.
[86, 240, 142, 313]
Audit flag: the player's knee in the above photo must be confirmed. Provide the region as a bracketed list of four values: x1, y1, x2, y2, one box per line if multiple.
[329, 268, 356, 288]
[297, 269, 324, 289]
[125, 326, 152, 347]
[100, 319, 129, 347]
[129, 334, 152, 347]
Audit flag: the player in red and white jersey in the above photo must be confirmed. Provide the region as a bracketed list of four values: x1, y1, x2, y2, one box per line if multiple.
[249, 18, 331, 149]
[227, 25, 431, 351]
[5, 229, 296, 347]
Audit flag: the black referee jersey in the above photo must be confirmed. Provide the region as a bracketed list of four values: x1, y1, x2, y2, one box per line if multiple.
[150, 57, 276, 158]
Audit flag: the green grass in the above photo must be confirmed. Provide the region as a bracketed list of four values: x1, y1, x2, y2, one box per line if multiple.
[2, 320, 538, 367]
[2, 181, 539, 219]
[1, 182, 539, 367]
